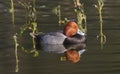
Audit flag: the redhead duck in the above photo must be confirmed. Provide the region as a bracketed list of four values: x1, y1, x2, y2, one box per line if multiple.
[30, 21, 86, 45]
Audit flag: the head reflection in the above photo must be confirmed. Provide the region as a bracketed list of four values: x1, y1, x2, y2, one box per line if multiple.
[39, 43, 86, 63]
[65, 49, 85, 63]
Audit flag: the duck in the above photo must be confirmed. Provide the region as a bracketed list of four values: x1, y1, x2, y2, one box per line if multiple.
[30, 21, 86, 46]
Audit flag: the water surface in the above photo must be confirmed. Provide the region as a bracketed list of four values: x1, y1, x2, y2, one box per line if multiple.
[0, 0, 120, 74]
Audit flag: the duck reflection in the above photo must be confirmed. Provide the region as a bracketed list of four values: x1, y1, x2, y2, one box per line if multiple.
[38, 43, 86, 63]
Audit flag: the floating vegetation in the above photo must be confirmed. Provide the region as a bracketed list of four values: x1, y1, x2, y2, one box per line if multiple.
[95, 0, 106, 49]
[73, 0, 87, 33]
[13, 34, 19, 72]
[10, 0, 15, 24]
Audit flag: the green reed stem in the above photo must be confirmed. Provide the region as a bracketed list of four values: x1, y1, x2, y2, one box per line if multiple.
[31, 22, 37, 49]
[58, 5, 61, 25]
[10, 0, 15, 24]
[31, 0, 38, 49]
[13, 34, 19, 72]
[95, 0, 106, 49]
[52, 5, 62, 25]
[52, 5, 69, 25]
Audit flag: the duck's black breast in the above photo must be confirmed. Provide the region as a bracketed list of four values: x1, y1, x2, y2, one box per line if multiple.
[63, 34, 86, 44]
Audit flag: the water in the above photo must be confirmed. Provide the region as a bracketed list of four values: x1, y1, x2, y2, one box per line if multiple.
[0, 0, 120, 74]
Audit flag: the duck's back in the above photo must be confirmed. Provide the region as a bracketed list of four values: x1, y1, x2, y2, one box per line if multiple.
[37, 31, 67, 44]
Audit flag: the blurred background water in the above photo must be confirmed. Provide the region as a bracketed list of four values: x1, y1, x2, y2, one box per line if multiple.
[0, 0, 120, 74]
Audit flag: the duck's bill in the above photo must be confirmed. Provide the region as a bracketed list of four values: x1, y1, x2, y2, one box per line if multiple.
[77, 29, 85, 36]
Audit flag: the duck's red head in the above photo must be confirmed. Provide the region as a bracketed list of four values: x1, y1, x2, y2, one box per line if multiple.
[63, 21, 78, 37]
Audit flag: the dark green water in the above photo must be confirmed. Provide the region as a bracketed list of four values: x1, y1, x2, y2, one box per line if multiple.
[0, 0, 120, 74]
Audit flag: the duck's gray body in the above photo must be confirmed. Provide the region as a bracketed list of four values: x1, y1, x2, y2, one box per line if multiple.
[36, 31, 67, 44]
[35, 30, 86, 45]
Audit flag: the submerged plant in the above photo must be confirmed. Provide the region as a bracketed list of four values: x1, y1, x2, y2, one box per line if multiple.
[95, 0, 106, 49]
[10, 0, 15, 24]
[73, 0, 87, 33]
[13, 34, 19, 72]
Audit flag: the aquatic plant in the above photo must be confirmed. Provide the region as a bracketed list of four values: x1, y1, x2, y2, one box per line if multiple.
[10, 0, 19, 72]
[10, 0, 15, 24]
[21, 47, 39, 57]
[95, 0, 106, 49]
[13, 34, 19, 72]
[18, 0, 39, 57]
[18, 0, 38, 35]
[73, 0, 87, 33]
[52, 5, 69, 25]
[60, 56, 66, 61]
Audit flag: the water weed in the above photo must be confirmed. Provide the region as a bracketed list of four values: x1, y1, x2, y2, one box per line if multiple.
[73, 0, 87, 33]
[52, 5, 69, 25]
[18, 0, 38, 51]
[10, 0, 15, 24]
[18, 0, 38, 35]
[95, 0, 106, 49]
[10, 0, 19, 72]
[13, 34, 19, 72]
